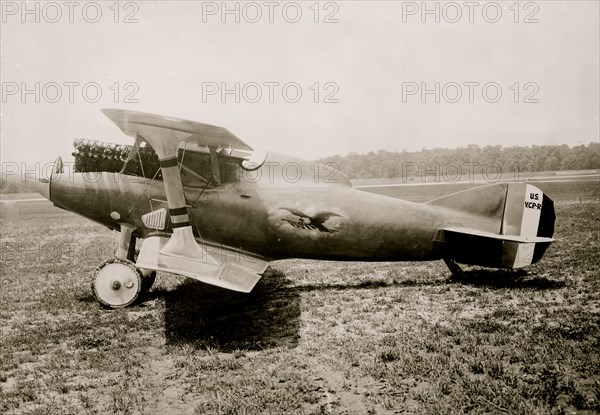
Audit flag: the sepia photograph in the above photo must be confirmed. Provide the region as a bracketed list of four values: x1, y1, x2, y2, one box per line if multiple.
[1, 1, 599, 414]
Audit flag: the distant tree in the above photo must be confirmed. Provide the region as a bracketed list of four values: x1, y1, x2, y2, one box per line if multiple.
[544, 155, 561, 171]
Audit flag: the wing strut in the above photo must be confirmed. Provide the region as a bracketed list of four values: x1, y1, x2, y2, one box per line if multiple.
[141, 133, 209, 261]
[120, 134, 144, 174]
[208, 146, 221, 186]
[101, 109, 213, 264]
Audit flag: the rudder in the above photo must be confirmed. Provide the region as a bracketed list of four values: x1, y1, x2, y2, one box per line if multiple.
[500, 183, 555, 267]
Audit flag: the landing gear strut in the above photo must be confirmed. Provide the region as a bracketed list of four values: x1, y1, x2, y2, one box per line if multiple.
[140, 269, 156, 293]
[91, 222, 156, 308]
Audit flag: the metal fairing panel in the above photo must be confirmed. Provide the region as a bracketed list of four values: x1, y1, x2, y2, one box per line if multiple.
[141, 208, 167, 230]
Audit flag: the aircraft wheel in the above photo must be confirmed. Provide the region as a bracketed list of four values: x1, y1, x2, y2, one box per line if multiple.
[92, 258, 142, 308]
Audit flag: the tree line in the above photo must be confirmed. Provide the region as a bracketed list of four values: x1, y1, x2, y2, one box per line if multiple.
[317, 143, 599, 179]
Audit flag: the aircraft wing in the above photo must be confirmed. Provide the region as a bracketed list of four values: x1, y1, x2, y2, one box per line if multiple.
[136, 236, 269, 293]
[101, 108, 253, 151]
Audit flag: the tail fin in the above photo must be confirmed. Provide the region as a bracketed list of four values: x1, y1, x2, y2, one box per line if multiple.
[430, 183, 555, 268]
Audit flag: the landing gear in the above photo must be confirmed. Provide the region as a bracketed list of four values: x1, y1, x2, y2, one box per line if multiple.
[443, 258, 466, 282]
[92, 258, 142, 308]
[91, 222, 157, 308]
[140, 269, 157, 293]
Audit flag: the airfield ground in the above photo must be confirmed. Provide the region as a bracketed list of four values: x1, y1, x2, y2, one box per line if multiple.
[0, 180, 599, 414]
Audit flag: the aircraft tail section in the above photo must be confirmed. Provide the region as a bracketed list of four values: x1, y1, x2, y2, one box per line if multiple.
[430, 183, 555, 268]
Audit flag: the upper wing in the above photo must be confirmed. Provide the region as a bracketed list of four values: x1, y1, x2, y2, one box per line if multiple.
[101, 108, 253, 151]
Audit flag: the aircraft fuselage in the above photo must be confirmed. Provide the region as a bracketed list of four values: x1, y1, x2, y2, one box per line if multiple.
[48, 155, 499, 263]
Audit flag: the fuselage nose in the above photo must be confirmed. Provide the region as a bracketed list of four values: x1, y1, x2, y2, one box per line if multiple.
[30, 156, 63, 201]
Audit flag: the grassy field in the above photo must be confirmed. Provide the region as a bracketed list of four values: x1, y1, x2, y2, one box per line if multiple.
[0, 181, 598, 414]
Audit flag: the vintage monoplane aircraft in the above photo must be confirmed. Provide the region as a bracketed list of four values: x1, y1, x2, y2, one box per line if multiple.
[31, 109, 555, 308]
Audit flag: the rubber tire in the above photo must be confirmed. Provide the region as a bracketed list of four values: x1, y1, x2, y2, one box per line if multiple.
[92, 258, 143, 308]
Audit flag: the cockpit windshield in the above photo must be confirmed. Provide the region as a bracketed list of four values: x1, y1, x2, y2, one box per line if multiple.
[241, 148, 268, 171]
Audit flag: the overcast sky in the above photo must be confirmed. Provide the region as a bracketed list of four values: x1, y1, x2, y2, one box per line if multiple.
[1, 1, 598, 165]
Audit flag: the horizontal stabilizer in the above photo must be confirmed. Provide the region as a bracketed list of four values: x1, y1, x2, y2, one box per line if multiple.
[442, 227, 554, 244]
[438, 227, 553, 269]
